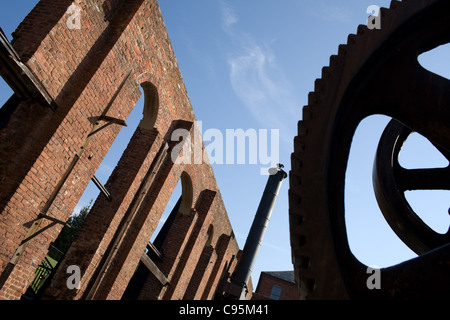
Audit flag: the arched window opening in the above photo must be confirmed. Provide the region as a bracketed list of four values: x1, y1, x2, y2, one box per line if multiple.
[138, 81, 159, 130]
[149, 181, 182, 247]
[71, 80, 159, 222]
[149, 171, 194, 246]
[64, 79, 159, 230]
[122, 172, 194, 300]
[178, 172, 193, 216]
[66, 83, 148, 238]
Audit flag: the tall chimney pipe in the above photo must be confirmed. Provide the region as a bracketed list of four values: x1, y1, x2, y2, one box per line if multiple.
[228, 164, 287, 300]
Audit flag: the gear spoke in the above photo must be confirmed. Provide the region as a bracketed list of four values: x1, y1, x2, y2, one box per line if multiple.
[395, 167, 450, 192]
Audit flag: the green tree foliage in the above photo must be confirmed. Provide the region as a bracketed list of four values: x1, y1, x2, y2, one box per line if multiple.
[52, 201, 92, 253]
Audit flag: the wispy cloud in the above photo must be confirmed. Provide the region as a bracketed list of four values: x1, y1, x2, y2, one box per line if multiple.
[219, 2, 298, 144]
[228, 43, 297, 132]
[220, 0, 238, 34]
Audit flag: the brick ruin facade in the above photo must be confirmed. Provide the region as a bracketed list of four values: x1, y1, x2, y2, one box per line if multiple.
[0, 0, 247, 300]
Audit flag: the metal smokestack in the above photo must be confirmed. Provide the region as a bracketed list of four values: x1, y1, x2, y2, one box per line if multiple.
[229, 164, 287, 300]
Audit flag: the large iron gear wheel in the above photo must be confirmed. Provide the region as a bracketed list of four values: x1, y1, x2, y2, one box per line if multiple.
[289, 0, 450, 300]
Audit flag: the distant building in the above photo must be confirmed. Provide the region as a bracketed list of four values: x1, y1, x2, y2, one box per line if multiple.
[252, 271, 299, 300]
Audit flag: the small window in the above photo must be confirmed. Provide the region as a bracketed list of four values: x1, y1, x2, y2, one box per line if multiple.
[269, 285, 282, 300]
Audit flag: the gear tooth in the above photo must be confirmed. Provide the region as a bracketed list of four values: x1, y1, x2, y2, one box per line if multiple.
[298, 121, 308, 137]
[289, 208, 305, 225]
[290, 153, 303, 171]
[357, 24, 367, 35]
[314, 78, 324, 93]
[288, 190, 302, 208]
[347, 34, 357, 45]
[294, 235, 306, 247]
[338, 44, 347, 56]
[308, 92, 318, 105]
[289, 207, 306, 230]
[297, 256, 311, 270]
[329, 55, 339, 67]
[302, 105, 312, 121]
[290, 172, 302, 188]
[321, 66, 331, 80]
[293, 136, 305, 154]
[380, 7, 389, 16]
[390, 0, 401, 9]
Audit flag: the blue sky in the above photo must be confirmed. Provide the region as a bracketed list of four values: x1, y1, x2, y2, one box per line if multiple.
[1, 1, 449, 290]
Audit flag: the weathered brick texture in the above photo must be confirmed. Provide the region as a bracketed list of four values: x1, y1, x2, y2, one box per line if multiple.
[0, 0, 244, 300]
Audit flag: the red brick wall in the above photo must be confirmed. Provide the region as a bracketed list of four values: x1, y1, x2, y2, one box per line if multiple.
[254, 273, 299, 300]
[0, 0, 242, 300]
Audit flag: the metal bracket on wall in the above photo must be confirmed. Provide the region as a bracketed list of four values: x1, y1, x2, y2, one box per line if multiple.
[88, 115, 128, 138]
[140, 253, 169, 286]
[87, 69, 132, 137]
[19, 214, 71, 247]
[146, 241, 162, 261]
[91, 175, 112, 201]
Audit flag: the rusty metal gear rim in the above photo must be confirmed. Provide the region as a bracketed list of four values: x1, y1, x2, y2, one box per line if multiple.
[290, 0, 450, 299]
[373, 119, 450, 255]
